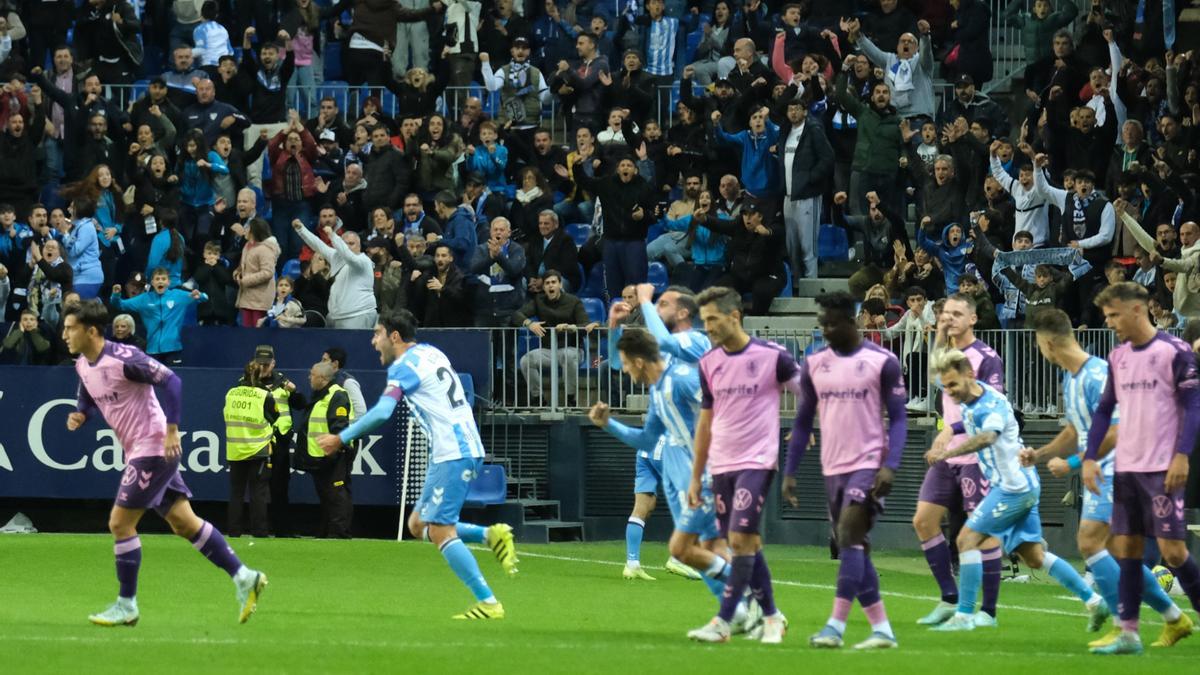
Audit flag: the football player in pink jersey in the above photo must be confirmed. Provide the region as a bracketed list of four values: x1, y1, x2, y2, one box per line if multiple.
[63, 300, 266, 627]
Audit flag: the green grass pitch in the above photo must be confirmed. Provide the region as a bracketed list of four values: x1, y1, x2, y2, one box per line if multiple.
[1, 534, 1195, 674]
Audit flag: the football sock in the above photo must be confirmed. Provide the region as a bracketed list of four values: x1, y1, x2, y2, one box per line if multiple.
[832, 545, 864, 626]
[190, 521, 243, 577]
[455, 522, 486, 544]
[956, 549, 982, 615]
[625, 517, 645, 564]
[1087, 550, 1121, 616]
[1117, 557, 1144, 632]
[439, 537, 495, 603]
[1044, 551, 1097, 604]
[717, 555, 755, 622]
[703, 556, 731, 581]
[980, 547, 1002, 618]
[859, 555, 893, 638]
[114, 536, 141, 600]
[1141, 565, 1181, 620]
[922, 534, 959, 604]
[1167, 554, 1200, 613]
[750, 550, 778, 617]
[701, 574, 726, 599]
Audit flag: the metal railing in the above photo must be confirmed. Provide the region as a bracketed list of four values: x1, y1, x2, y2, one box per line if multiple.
[483, 325, 1153, 417]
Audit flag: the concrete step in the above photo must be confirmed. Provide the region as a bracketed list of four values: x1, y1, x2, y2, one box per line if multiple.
[767, 297, 819, 314]
[792, 278, 849, 297]
[624, 394, 650, 412]
[745, 315, 819, 333]
[522, 519, 585, 543]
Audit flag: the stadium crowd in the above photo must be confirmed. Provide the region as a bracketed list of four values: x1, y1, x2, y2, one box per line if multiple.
[0, 0, 1196, 373]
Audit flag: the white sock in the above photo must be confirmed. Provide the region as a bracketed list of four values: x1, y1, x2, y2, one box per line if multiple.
[704, 557, 727, 578]
[871, 620, 894, 638]
[117, 596, 137, 609]
[1162, 604, 1183, 622]
[826, 618, 847, 634]
[482, 596, 498, 604]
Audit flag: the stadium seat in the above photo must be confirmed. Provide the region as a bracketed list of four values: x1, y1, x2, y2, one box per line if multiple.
[322, 43, 343, 80]
[250, 186, 272, 220]
[565, 223, 590, 248]
[779, 263, 793, 298]
[818, 223, 848, 261]
[380, 89, 398, 116]
[459, 373, 475, 406]
[582, 298, 606, 324]
[579, 263, 606, 299]
[465, 464, 507, 506]
[317, 81, 349, 112]
[645, 221, 664, 243]
[684, 30, 702, 65]
[281, 258, 301, 279]
[647, 262, 668, 294]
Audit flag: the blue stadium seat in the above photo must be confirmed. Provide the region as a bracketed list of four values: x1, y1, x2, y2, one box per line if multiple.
[380, 89, 398, 116]
[582, 298, 606, 324]
[250, 186, 272, 220]
[818, 223, 848, 261]
[684, 30, 703, 65]
[322, 43, 343, 80]
[647, 262, 668, 294]
[317, 81, 349, 112]
[579, 263, 607, 299]
[645, 221, 665, 243]
[565, 222, 590, 248]
[465, 464, 507, 506]
[281, 258, 301, 279]
[779, 263, 793, 298]
[459, 374, 475, 406]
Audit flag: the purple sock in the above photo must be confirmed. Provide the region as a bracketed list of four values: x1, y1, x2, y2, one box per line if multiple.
[856, 553, 881, 607]
[1117, 557, 1144, 632]
[750, 551, 778, 616]
[190, 521, 244, 577]
[114, 536, 141, 599]
[980, 547, 1002, 618]
[718, 555, 755, 622]
[921, 534, 958, 603]
[1168, 555, 1200, 613]
[838, 545, 865, 602]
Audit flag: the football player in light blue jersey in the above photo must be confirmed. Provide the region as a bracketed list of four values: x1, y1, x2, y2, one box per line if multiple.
[1021, 310, 1191, 646]
[317, 310, 518, 620]
[589, 328, 759, 635]
[926, 349, 1108, 632]
[606, 284, 711, 580]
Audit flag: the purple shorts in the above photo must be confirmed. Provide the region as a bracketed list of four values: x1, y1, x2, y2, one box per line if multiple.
[712, 469, 775, 537]
[918, 461, 989, 513]
[115, 456, 193, 516]
[825, 469, 884, 531]
[1111, 471, 1187, 540]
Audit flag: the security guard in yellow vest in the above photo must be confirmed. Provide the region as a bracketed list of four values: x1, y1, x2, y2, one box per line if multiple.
[224, 358, 279, 537]
[301, 361, 355, 538]
[253, 345, 305, 537]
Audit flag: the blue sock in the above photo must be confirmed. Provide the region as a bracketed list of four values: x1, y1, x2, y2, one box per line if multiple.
[957, 550, 982, 614]
[625, 517, 645, 564]
[1087, 550, 1121, 614]
[1141, 564, 1177, 615]
[701, 574, 726, 599]
[455, 522, 486, 544]
[1044, 551, 1095, 603]
[439, 538, 494, 602]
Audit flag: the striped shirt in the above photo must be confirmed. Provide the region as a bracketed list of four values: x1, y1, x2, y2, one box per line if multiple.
[645, 17, 679, 76]
[1063, 356, 1117, 476]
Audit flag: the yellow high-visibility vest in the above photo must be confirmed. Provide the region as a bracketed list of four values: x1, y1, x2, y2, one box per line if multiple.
[224, 386, 272, 461]
[306, 384, 354, 458]
[271, 384, 293, 435]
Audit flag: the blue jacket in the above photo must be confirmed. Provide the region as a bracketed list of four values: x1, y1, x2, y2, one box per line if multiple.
[441, 206, 478, 272]
[180, 151, 229, 207]
[110, 288, 208, 355]
[714, 119, 781, 197]
[466, 144, 510, 196]
[146, 230, 184, 287]
[665, 213, 727, 266]
[917, 223, 973, 294]
[64, 218, 104, 286]
[96, 191, 122, 249]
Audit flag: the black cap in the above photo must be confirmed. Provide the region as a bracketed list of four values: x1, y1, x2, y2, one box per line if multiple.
[714, 78, 733, 88]
[464, 172, 486, 186]
[365, 236, 391, 250]
[743, 200, 761, 214]
[148, 76, 168, 88]
[512, 37, 530, 48]
[955, 74, 974, 87]
[253, 345, 275, 363]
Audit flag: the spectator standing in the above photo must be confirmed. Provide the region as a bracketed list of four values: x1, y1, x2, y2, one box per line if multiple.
[481, 38, 549, 131]
[26, 238, 73, 324]
[550, 32, 610, 132]
[234, 217, 280, 327]
[268, 115, 319, 261]
[0, 309, 53, 365]
[193, 241, 237, 325]
[192, 2, 233, 67]
[702, 200, 787, 315]
[108, 268, 208, 364]
[571, 156, 654, 300]
[833, 57, 903, 219]
[177, 128, 228, 255]
[413, 242, 471, 326]
[846, 16, 935, 122]
[362, 125, 409, 214]
[60, 197, 104, 299]
[74, 0, 142, 85]
[945, 0, 993, 88]
[293, 220, 378, 328]
[469, 216, 526, 326]
[777, 93, 833, 281]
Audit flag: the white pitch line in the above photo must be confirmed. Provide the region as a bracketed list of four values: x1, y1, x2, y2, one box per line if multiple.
[487, 548, 1183, 623]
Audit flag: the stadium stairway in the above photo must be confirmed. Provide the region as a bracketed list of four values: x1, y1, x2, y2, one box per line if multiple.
[463, 457, 584, 544]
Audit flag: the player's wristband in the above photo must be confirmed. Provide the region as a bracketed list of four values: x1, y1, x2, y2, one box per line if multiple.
[1067, 455, 1082, 470]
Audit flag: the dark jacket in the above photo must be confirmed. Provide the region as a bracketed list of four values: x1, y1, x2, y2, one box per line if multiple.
[441, 205, 478, 271]
[950, 0, 993, 86]
[362, 145, 409, 213]
[526, 229, 580, 291]
[1000, 265, 1071, 327]
[704, 213, 787, 281]
[571, 170, 655, 241]
[414, 264, 471, 327]
[511, 290, 590, 347]
[193, 261, 237, 325]
[775, 105, 834, 200]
